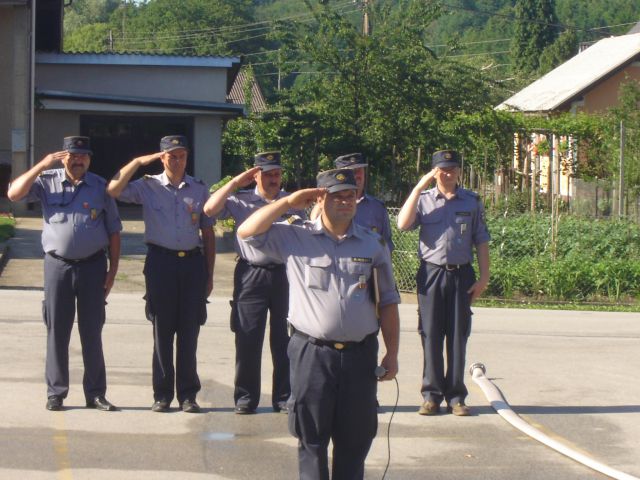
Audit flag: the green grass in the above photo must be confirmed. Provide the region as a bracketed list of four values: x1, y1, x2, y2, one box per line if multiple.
[0, 216, 16, 242]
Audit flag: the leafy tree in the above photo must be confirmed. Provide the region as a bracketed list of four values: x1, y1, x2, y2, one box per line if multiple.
[511, 0, 559, 75]
[538, 29, 577, 75]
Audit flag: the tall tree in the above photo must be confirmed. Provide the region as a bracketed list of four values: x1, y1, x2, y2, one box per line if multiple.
[511, 0, 559, 75]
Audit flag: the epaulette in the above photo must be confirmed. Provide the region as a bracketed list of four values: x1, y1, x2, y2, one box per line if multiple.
[366, 194, 385, 206]
[143, 174, 153, 180]
[285, 214, 303, 225]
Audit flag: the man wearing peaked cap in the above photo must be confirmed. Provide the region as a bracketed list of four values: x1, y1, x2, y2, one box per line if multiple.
[312, 153, 394, 251]
[107, 135, 215, 414]
[236, 170, 400, 479]
[7, 136, 122, 412]
[203, 151, 305, 415]
[397, 149, 490, 418]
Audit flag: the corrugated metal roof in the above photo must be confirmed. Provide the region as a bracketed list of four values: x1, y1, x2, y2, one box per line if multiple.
[36, 52, 240, 68]
[227, 68, 267, 113]
[497, 32, 640, 113]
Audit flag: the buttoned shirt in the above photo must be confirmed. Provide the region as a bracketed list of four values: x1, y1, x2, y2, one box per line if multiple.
[242, 218, 401, 342]
[218, 187, 306, 265]
[118, 172, 213, 250]
[26, 169, 122, 259]
[355, 194, 394, 251]
[409, 186, 490, 265]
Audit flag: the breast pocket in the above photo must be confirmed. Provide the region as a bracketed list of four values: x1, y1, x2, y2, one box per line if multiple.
[346, 262, 372, 302]
[305, 256, 332, 290]
[421, 209, 444, 249]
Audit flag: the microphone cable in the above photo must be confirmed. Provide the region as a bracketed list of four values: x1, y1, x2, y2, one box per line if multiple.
[381, 376, 399, 480]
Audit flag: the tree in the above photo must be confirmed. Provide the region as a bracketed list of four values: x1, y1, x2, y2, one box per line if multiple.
[538, 29, 577, 75]
[511, 0, 559, 75]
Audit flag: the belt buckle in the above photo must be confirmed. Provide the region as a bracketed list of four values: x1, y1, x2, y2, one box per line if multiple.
[333, 342, 345, 350]
[445, 264, 457, 271]
[178, 251, 186, 258]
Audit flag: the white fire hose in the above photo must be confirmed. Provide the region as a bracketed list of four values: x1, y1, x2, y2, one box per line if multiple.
[469, 362, 639, 480]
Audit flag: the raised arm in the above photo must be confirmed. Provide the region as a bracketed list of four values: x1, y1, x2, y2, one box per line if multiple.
[203, 166, 261, 217]
[7, 151, 67, 201]
[237, 188, 323, 239]
[396, 168, 437, 231]
[107, 152, 162, 198]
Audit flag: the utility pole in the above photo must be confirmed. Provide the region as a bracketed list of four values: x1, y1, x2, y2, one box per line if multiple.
[619, 120, 625, 218]
[362, 0, 371, 36]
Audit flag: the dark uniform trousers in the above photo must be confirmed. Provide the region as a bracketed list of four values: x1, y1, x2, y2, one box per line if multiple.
[417, 261, 475, 406]
[287, 332, 378, 480]
[231, 259, 290, 410]
[43, 253, 107, 401]
[144, 248, 207, 404]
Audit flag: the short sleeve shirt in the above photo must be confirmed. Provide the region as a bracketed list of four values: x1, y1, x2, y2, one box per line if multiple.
[355, 194, 394, 251]
[118, 172, 213, 250]
[242, 218, 401, 341]
[218, 187, 306, 265]
[27, 169, 122, 259]
[409, 186, 490, 265]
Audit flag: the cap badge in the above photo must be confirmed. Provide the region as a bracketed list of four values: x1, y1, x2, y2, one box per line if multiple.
[172, 139, 180, 144]
[266, 154, 274, 160]
[336, 173, 346, 181]
[349, 157, 356, 162]
[76, 140, 83, 146]
[445, 152, 452, 159]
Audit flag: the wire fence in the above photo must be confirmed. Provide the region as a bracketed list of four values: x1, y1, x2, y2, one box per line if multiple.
[387, 206, 640, 306]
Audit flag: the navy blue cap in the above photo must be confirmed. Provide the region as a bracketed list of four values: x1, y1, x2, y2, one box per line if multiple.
[334, 153, 367, 169]
[63, 136, 92, 155]
[316, 168, 357, 193]
[254, 151, 282, 172]
[432, 150, 461, 168]
[160, 135, 189, 152]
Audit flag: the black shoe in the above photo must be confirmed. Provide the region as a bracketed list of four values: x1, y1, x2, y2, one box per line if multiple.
[86, 395, 117, 411]
[46, 396, 63, 411]
[273, 402, 288, 414]
[151, 399, 171, 412]
[234, 405, 256, 415]
[181, 399, 201, 413]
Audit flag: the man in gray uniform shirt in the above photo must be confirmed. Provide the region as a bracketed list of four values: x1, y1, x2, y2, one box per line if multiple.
[107, 135, 215, 413]
[203, 151, 304, 414]
[238, 169, 400, 480]
[311, 153, 394, 250]
[8, 136, 121, 412]
[397, 150, 490, 417]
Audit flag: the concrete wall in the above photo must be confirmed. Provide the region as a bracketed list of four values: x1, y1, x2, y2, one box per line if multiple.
[194, 116, 222, 187]
[580, 64, 640, 113]
[34, 110, 78, 162]
[36, 64, 229, 104]
[0, 5, 31, 170]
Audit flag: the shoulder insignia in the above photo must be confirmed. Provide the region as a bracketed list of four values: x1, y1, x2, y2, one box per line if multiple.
[285, 214, 302, 225]
[143, 174, 153, 180]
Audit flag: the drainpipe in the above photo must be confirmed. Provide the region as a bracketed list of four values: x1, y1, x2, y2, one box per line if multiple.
[470, 363, 639, 480]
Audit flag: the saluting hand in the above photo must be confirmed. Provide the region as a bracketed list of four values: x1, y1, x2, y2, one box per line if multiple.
[416, 168, 438, 191]
[287, 188, 325, 210]
[41, 151, 68, 170]
[233, 166, 262, 189]
[135, 152, 164, 166]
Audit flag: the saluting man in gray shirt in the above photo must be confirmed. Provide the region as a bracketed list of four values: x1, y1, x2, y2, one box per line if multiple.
[108, 135, 215, 414]
[397, 150, 490, 417]
[238, 169, 400, 480]
[311, 153, 394, 250]
[8, 136, 122, 412]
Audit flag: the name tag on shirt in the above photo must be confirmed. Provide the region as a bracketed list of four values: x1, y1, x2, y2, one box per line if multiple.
[352, 257, 372, 264]
[455, 211, 471, 216]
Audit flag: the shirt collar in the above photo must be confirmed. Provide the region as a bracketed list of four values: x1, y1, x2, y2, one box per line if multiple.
[160, 171, 190, 189]
[61, 169, 94, 187]
[253, 186, 283, 203]
[432, 186, 459, 200]
[310, 216, 362, 240]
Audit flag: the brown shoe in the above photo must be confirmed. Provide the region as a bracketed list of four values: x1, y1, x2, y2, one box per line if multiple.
[447, 402, 471, 416]
[418, 401, 440, 416]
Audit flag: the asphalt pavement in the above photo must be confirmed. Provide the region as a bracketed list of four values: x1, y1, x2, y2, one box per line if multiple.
[0, 214, 639, 480]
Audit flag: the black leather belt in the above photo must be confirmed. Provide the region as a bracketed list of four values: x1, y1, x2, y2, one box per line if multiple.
[238, 257, 283, 270]
[424, 261, 470, 271]
[47, 250, 105, 264]
[147, 243, 201, 258]
[292, 327, 376, 351]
